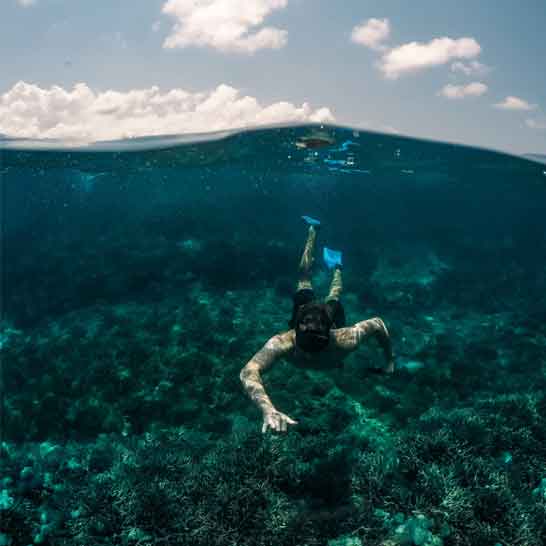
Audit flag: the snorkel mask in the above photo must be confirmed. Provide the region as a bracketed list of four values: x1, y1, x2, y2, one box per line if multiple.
[295, 302, 333, 353]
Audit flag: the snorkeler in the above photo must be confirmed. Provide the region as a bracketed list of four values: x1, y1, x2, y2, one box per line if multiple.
[240, 217, 395, 434]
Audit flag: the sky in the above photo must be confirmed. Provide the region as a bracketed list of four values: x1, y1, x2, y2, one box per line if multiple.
[1, 0, 545, 154]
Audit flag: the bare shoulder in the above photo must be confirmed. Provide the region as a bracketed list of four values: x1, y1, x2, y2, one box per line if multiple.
[244, 331, 295, 375]
[265, 330, 295, 353]
[354, 317, 386, 335]
[331, 326, 359, 351]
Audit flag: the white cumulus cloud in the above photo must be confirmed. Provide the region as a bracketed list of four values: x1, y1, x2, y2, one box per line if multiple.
[494, 96, 537, 111]
[450, 60, 490, 76]
[161, 0, 288, 53]
[439, 82, 488, 99]
[351, 18, 390, 51]
[525, 118, 546, 130]
[0, 81, 334, 143]
[379, 37, 481, 79]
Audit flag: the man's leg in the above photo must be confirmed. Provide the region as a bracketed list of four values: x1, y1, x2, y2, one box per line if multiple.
[289, 225, 317, 328]
[325, 266, 346, 327]
[297, 225, 317, 291]
[325, 266, 342, 301]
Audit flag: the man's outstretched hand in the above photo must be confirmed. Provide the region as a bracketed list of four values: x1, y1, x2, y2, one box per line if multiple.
[262, 408, 298, 433]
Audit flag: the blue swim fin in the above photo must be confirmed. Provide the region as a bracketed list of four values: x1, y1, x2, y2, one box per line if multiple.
[323, 247, 342, 269]
[301, 215, 321, 227]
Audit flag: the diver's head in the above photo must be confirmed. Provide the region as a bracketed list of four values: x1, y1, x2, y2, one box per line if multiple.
[294, 302, 333, 353]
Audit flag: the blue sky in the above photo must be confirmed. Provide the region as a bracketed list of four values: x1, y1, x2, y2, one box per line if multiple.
[1, 0, 545, 153]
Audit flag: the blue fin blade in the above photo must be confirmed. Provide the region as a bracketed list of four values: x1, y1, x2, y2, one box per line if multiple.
[323, 247, 342, 269]
[301, 215, 321, 226]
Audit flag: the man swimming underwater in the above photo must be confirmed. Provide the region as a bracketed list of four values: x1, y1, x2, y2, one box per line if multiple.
[240, 217, 395, 434]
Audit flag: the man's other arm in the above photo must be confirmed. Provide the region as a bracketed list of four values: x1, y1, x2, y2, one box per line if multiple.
[239, 334, 291, 414]
[354, 317, 395, 373]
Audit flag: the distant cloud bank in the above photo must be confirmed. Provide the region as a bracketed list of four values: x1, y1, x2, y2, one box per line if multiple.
[161, 0, 289, 53]
[349, 16, 544, 131]
[439, 82, 488, 99]
[17, 0, 36, 6]
[351, 18, 390, 51]
[350, 18, 482, 80]
[380, 37, 481, 79]
[494, 96, 537, 111]
[0, 81, 334, 143]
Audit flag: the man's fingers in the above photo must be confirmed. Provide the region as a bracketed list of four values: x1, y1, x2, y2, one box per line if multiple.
[281, 413, 298, 425]
[263, 415, 275, 433]
[269, 414, 279, 432]
[262, 412, 298, 433]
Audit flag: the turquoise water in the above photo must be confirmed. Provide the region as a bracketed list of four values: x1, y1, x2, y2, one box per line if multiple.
[1, 125, 546, 545]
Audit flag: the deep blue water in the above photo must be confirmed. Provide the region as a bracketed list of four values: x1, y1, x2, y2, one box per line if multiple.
[1, 125, 546, 546]
[2, 126, 545, 328]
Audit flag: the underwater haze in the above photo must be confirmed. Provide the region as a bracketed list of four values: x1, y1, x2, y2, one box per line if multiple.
[1, 125, 546, 546]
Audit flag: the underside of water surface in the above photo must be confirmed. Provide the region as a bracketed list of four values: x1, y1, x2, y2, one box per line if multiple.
[1, 125, 546, 546]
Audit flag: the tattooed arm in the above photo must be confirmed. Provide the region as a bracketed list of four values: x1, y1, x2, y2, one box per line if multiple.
[357, 317, 395, 373]
[239, 332, 298, 433]
[336, 317, 395, 373]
